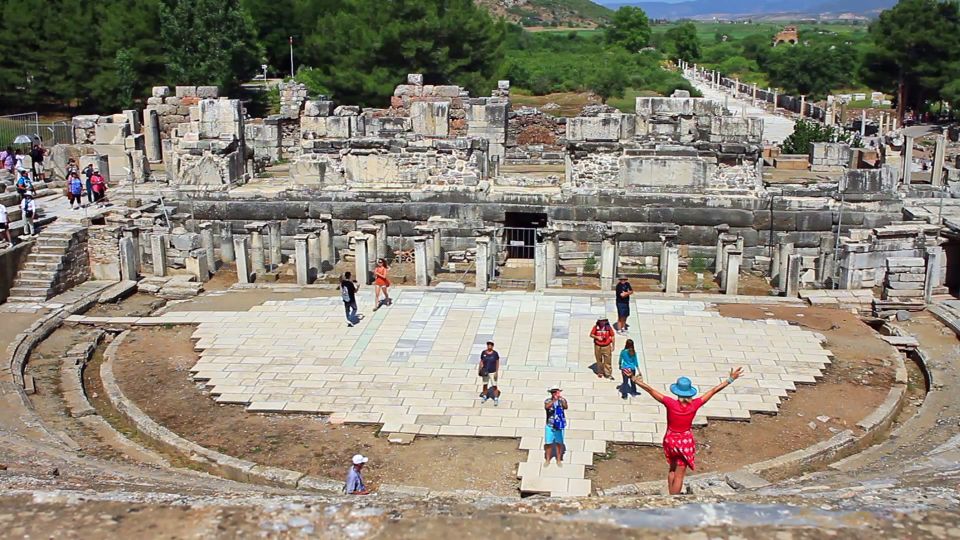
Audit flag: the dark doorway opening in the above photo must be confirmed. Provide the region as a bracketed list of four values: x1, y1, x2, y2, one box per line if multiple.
[503, 212, 547, 259]
[943, 238, 960, 297]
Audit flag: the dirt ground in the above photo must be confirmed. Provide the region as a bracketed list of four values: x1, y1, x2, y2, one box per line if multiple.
[588, 305, 899, 491]
[111, 326, 524, 496]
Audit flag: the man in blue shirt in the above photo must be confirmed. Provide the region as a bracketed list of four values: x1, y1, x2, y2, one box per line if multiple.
[344, 454, 369, 495]
[479, 341, 500, 406]
[615, 274, 633, 335]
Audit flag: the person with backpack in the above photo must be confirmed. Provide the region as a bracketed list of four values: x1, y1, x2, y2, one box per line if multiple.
[478, 341, 500, 406]
[20, 193, 36, 236]
[82, 163, 95, 203]
[590, 318, 615, 380]
[619, 339, 640, 400]
[340, 271, 361, 327]
[544, 386, 568, 466]
[66, 172, 83, 209]
[15, 169, 33, 201]
[90, 169, 106, 204]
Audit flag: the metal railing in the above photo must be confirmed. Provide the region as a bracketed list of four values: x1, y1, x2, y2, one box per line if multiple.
[501, 227, 539, 259]
[0, 113, 73, 148]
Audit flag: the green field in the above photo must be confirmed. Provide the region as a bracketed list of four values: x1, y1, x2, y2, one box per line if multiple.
[650, 20, 869, 41]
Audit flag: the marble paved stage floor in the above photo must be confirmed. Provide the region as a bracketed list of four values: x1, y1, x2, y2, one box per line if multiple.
[147, 290, 833, 496]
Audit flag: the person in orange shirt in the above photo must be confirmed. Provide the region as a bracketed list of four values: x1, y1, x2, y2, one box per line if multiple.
[589, 318, 615, 380]
[373, 258, 392, 311]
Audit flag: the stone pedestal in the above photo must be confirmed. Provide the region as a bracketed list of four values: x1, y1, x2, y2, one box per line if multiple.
[724, 249, 742, 295]
[902, 136, 914, 186]
[121, 227, 141, 274]
[354, 233, 371, 285]
[932, 135, 946, 188]
[306, 232, 320, 281]
[925, 246, 944, 302]
[600, 232, 619, 291]
[119, 237, 138, 281]
[543, 229, 559, 286]
[318, 216, 334, 271]
[414, 225, 436, 278]
[294, 234, 310, 285]
[370, 215, 391, 260]
[770, 232, 788, 282]
[143, 109, 162, 162]
[664, 247, 679, 294]
[475, 236, 491, 291]
[199, 222, 216, 272]
[784, 254, 801, 297]
[413, 236, 430, 287]
[267, 220, 282, 270]
[534, 242, 547, 291]
[186, 249, 209, 282]
[150, 234, 167, 277]
[234, 237, 251, 284]
[817, 235, 835, 286]
[777, 242, 795, 291]
[220, 224, 235, 263]
[659, 229, 679, 283]
[245, 223, 267, 275]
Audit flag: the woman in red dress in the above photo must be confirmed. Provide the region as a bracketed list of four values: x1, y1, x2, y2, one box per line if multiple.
[373, 258, 392, 311]
[632, 367, 743, 495]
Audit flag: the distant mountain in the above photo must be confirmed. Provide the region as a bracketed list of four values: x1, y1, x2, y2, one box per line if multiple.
[601, 0, 895, 19]
[476, 0, 613, 26]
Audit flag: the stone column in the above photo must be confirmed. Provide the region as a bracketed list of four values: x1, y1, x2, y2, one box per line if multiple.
[664, 247, 679, 294]
[370, 215, 391, 260]
[124, 109, 141, 134]
[306, 232, 320, 281]
[234, 237, 251, 284]
[724, 249, 742, 295]
[413, 236, 429, 286]
[415, 225, 436, 278]
[121, 227, 141, 274]
[784, 254, 801, 297]
[220, 223, 235, 263]
[720, 244, 734, 291]
[925, 246, 944, 302]
[150, 234, 167, 277]
[186, 249, 209, 282]
[354, 233, 371, 285]
[143, 109, 162, 162]
[799, 95, 806, 118]
[932, 134, 946, 188]
[714, 225, 730, 273]
[543, 228, 559, 286]
[777, 242, 794, 291]
[359, 225, 378, 275]
[902, 136, 914, 186]
[600, 232, 619, 291]
[119, 237, 138, 281]
[770, 232, 788, 282]
[817, 235, 835, 286]
[294, 234, 310, 285]
[245, 223, 267, 275]
[267, 220, 282, 270]
[318, 215, 334, 271]
[475, 236, 491, 291]
[199, 222, 216, 272]
[772, 90, 778, 111]
[534, 242, 547, 291]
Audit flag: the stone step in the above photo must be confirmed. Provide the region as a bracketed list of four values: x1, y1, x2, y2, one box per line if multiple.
[5, 296, 47, 304]
[35, 237, 71, 248]
[25, 261, 62, 272]
[13, 278, 52, 289]
[34, 245, 67, 255]
[18, 269, 57, 280]
[8, 286, 52, 299]
[27, 253, 63, 264]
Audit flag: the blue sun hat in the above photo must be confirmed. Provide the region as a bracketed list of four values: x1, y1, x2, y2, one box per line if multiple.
[670, 376, 698, 398]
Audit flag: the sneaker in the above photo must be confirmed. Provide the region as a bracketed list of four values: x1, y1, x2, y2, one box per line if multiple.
[621, 395, 628, 400]
[493, 398, 499, 406]
[481, 396, 488, 403]
[347, 322, 354, 328]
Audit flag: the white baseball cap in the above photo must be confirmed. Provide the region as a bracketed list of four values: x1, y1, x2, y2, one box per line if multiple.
[352, 454, 369, 465]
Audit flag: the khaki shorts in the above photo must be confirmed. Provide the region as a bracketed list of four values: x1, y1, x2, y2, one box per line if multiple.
[482, 372, 499, 386]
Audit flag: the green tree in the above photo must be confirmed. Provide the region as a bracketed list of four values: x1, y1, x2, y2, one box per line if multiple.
[241, 0, 300, 74]
[114, 48, 137, 109]
[302, 0, 505, 106]
[862, 0, 960, 122]
[663, 22, 701, 62]
[586, 56, 627, 103]
[160, 0, 263, 92]
[765, 43, 857, 99]
[604, 6, 651, 53]
[781, 119, 859, 154]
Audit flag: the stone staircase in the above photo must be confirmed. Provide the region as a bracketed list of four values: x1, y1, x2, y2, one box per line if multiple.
[516, 436, 604, 497]
[7, 225, 89, 303]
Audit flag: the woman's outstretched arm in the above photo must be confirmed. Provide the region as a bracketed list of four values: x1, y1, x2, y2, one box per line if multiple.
[631, 374, 667, 404]
[700, 367, 744, 405]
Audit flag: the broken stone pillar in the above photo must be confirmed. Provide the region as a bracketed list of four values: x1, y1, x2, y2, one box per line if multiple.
[902, 136, 914, 186]
[543, 229, 559, 286]
[318, 215, 334, 271]
[354, 233, 372, 285]
[358, 225, 379, 274]
[534, 242, 547, 291]
[777, 241, 795, 291]
[600, 232, 619, 291]
[932, 135, 946, 188]
[220, 224, 235, 263]
[150, 234, 167, 277]
[186, 249, 209, 282]
[267, 220, 282, 270]
[784, 254, 801, 297]
[306, 232, 320, 281]
[246, 223, 267, 275]
[664, 247, 679, 294]
[294, 234, 310, 285]
[414, 224, 436, 278]
[234, 237, 251, 284]
[124, 109, 141, 134]
[770, 232, 788, 282]
[720, 244, 734, 291]
[925, 246, 944, 303]
[199, 222, 216, 272]
[659, 229, 679, 283]
[370, 215, 391, 260]
[724, 249, 742, 295]
[426, 217, 445, 267]
[817, 235, 835, 286]
[143, 109, 162, 162]
[475, 236, 491, 291]
[799, 95, 806, 118]
[121, 227, 141, 274]
[413, 236, 429, 287]
[119, 237, 138, 281]
[714, 225, 731, 274]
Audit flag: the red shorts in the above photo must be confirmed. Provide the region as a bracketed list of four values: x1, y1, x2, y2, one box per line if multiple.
[663, 429, 696, 470]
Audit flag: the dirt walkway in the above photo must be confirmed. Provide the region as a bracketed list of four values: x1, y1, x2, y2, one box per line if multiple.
[588, 305, 897, 491]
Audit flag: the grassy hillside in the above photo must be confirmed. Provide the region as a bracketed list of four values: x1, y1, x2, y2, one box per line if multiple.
[477, 0, 612, 27]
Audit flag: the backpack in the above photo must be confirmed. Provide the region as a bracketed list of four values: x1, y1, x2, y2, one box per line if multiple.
[550, 402, 567, 430]
[340, 282, 352, 302]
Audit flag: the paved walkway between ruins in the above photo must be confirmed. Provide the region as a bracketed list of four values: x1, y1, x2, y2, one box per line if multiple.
[685, 69, 796, 145]
[81, 290, 833, 496]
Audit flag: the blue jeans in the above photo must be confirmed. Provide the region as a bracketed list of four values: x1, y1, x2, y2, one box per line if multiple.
[344, 300, 359, 324]
[621, 371, 637, 398]
[85, 179, 93, 202]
